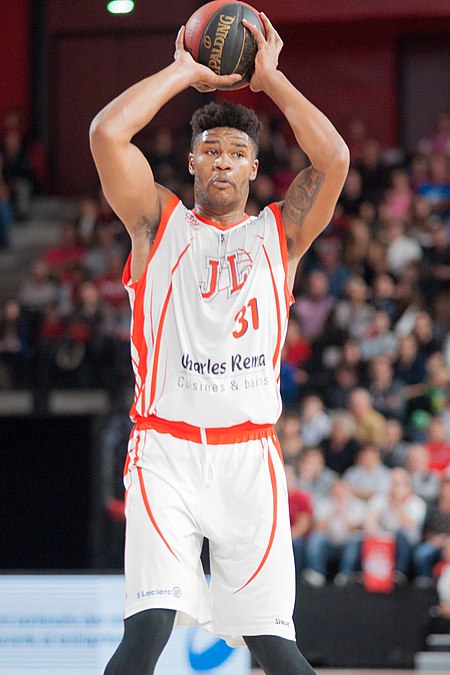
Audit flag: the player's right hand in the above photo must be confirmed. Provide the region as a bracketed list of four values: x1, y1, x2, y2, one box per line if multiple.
[174, 26, 242, 92]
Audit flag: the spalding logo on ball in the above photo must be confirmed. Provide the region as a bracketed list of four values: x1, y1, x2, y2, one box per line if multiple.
[184, 0, 264, 90]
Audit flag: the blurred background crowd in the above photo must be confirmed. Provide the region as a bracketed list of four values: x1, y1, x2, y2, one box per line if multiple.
[1, 102, 450, 603]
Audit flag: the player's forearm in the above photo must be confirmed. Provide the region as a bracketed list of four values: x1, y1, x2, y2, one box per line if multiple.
[90, 61, 192, 144]
[262, 71, 349, 170]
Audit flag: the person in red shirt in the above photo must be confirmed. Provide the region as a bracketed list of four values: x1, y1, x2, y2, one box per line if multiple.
[285, 462, 313, 578]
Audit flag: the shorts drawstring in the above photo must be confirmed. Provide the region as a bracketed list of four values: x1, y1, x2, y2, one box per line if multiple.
[201, 426, 216, 485]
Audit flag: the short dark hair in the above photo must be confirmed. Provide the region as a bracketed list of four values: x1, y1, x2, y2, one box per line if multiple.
[190, 100, 261, 153]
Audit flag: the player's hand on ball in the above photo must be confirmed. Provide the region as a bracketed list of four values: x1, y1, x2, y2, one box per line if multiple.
[174, 26, 242, 93]
[242, 13, 283, 93]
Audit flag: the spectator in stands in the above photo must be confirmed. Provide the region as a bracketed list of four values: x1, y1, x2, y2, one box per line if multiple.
[0, 152, 12, 248]
[76, 197, 101, 246]
[277, 413, 304, 461]
[297, 447, 338, 504]
[371, 273, 397, 321]
[292, 270, 336, 342]
[418, 113, 450, 156]
[343, 444, 391, 502]
[416, 153, 450, 217]
[285, 462, 313, 578]
[413, 478, 450, 586]
[357, 138, 390, 203]
[43, 222, 86, 279]
[342, 217, 372, 274]
[331, 276, 373, 341]
[310, 238, 351, 299]
[421, 220, 450, 302]
[251, 172, 278, 211]
[358, 311, 397, 362]
[348, 387, 387, 447]
[383, 219, 422, 279]
[380, 418, 410, 468]
[0, 298, 31, 388]
[324, 363, 359, 410]
[83, 221, 125, 280]
[320, 409, 360, 475]
[424, 416, 450, 474]
[299, 395, 331, 448]
[338, 167, 364, 215]
[383, 169, 414, 220]
[365, 467, 427, 582]
[302, 479, 366, 587]
[413, 310, 442, 359]
[368, 355, 405, 421]
[0, 109, 35, 221]
[19, 259, 58, 316]
[394, 334, 427, 389]
[405, 443, 440, 505]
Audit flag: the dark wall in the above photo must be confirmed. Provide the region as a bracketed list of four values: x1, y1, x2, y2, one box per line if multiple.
[0, 0, 29, 126]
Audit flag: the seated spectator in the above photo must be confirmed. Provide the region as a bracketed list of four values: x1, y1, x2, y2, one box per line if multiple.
[324, 364, 359, 410]
[421, 220, 450, 302]
[18, 259, 58, 316]
[0, 298, 31, 388]
[424, 416, 450, 474]
[75, 197, 101, 246]
[302, 479, 366, 587]
[1, 109, 35, 221]
[413, 310, 442, 359]
[413, 478, 450, 586]
[0, 152, 12, 248]
[338, 167, 364, 215]
[383, 219, 422, 279]
[383, 169, 414, 220]
[297, 447, 338, 504]
[299, 395, 331, 447]
[365, 467, 427, 582]
[292, 270, 336, 342]
[285, 462, 313, 577]
[331, 276, 373, 341]
[358, 311, 397, 362]
[83, 221, 125, 280]
[357, 137, 390, 203]
[310, 238, 351, 299]
[342, 217, 372, 273]
[348, 387, 387, 447]
[416, 152, 450, 217]
[371, 273, 397, 322]
[343, 444, 391, 502]
[368, 355, 405, 420]
[277, 413, 304, 461]
[394, 334, 427, 389]
[380, 418, 410, 468]
[418, 112, 450, 156]
[405, 443, 440, 504]
[320, 410, 360, 475]
[43, 222, 86, 280]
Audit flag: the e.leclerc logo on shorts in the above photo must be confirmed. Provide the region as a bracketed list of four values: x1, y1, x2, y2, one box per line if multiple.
[137, 587, 181, 598]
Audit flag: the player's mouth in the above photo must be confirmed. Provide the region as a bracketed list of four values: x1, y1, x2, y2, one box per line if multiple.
[211, 176, 234, 189]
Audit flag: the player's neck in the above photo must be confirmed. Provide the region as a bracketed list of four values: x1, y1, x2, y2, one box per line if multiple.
[193, 202, 247, 227]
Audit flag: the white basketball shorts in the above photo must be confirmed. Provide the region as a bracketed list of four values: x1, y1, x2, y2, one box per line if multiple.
[122, 416, 296, 647]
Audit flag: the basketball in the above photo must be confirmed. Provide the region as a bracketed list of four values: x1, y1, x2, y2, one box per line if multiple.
[184, 0, 264, 90]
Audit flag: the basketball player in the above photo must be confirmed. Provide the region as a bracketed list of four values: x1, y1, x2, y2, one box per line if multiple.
[90, 13, 348, 675]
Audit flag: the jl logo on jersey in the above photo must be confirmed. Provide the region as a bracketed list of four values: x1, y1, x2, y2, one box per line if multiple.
[200, 249, 253, 300]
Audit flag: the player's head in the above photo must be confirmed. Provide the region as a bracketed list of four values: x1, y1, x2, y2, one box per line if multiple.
[190, 100, 261, 155]
[188, 101, 261, 213]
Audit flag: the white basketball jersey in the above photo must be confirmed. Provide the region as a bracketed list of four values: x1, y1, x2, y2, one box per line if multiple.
[123, 195, 292, 428]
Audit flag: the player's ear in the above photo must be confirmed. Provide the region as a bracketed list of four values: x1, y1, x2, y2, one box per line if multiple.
[250, 158, 259, 181]
[188, 153, 195, 175]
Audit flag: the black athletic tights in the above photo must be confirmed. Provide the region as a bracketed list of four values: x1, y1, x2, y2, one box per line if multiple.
[104, 608, 316, 675]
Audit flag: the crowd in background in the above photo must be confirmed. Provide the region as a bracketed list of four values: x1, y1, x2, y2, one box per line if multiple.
[1, 107, 450, 599]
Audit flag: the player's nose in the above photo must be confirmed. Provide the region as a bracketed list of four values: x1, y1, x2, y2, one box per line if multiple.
[214, 151, 232, 169]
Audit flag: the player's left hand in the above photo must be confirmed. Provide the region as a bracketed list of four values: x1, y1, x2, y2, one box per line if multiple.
[242, 12, 283, 93]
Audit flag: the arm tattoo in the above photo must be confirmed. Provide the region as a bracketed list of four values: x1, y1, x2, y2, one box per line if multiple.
[285, 166, 325, 227]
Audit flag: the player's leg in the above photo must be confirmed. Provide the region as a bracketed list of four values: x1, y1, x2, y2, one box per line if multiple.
[104, 608, 175, 675]
[244, 634, 316, 675]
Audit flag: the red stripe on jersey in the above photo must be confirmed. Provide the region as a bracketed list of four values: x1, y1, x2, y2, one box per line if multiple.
[148, 243, 191, 413]
[135, 415, 274, 445]
[262, 244, 282, 369]
[233, 443, 278, 593]
[137, 466, 180, 562]
[129, 279, 149, 420]
[268, 202, 288, 277]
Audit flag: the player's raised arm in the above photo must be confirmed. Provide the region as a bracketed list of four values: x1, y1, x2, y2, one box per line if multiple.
[244, 14, 350, 288]
[89, 27, 241, 278]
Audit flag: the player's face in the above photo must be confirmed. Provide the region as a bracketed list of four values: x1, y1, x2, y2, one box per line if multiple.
[189, 128, 259, 214]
